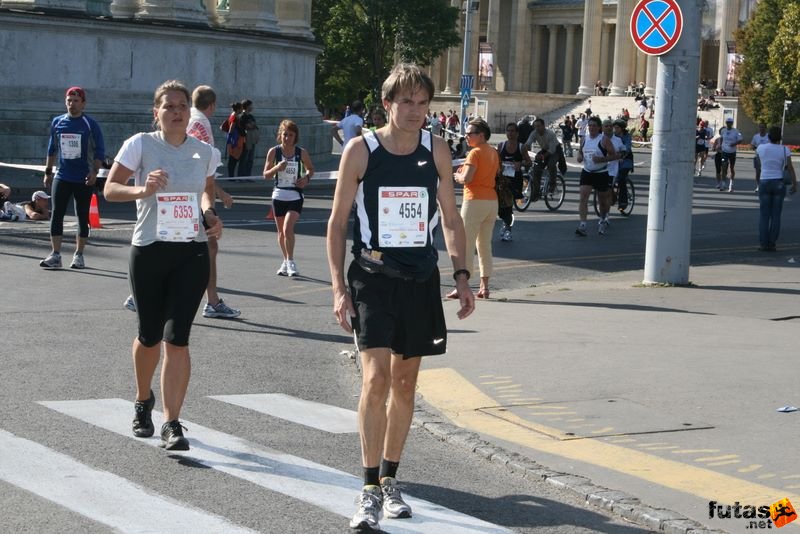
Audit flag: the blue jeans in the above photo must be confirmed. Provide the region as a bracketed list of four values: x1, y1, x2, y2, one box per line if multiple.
[758, 179, 786, 248]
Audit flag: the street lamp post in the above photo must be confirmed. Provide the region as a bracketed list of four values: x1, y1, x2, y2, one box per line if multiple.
[782, 100, 792, 141]
[459, 0, 477, 135]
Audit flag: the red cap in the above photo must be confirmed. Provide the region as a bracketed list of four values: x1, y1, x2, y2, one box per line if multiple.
[65, 86, 86, 100]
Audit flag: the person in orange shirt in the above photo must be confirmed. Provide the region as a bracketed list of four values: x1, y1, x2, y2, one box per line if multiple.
[450, 118, 499, 299]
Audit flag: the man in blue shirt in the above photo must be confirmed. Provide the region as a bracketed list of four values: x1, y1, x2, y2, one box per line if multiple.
[41, 86, 105, 269]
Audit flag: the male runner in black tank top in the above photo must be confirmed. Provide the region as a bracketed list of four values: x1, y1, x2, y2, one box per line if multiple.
[327, 63, 474, 532]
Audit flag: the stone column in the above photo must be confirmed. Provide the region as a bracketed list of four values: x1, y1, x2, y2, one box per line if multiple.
[444, 0, 462, 93]
[136, 0, 210, 24]
[486, 0, 504, 91]
[275, 0, 312, 38]
[530, 25, 544, 93]
[610, 0, 636, 96]
[645, 54, 657, 96]
[110, 0, 139, 18]
[1, 0, 86, 11]
[635, 49, 647, 85]
[716, 0, 739, 92]
[563, 24, 577, 94]
[508, 0, 531, 91]
[598, 23, 612, 88]
[546, 25, 559, 94]
[577, 0, 603, 96]
[226, 0, 280, 32]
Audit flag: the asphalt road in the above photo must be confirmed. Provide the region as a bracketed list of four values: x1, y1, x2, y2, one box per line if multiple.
[1, 154, 794, 533]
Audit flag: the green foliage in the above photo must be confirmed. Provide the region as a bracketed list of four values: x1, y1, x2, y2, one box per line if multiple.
[311, 0, 460, 113]
[736, 0, 800, 124]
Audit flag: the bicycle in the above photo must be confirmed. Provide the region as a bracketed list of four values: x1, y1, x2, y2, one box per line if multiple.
[593, 174, 635, 217]
[513, 164, 566, 212]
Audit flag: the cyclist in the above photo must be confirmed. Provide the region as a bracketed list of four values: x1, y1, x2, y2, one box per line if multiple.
[612, 119, 634, 213]
[496, 123, 531, 241]
[524, 118, 559, 201]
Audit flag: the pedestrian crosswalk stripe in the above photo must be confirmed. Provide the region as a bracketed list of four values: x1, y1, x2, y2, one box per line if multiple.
[0, 429, 255, 534]
[40, 398, 513, 534]
[209, 393, 357, 434]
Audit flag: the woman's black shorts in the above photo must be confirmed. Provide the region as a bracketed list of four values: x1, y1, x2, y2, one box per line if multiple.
[129, 240, 210, 347]
[347, 260, 447, 358]
[272, 198, 304, 217]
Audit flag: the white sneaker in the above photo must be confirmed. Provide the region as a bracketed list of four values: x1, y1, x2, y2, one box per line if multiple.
[39, 252, 62, 269]
[501, 228, 512, 242]
[70, 252, 85, 269]
[276, 260, 288, 276]
[350, 486, 382, 531]
[123, 295, 136, 312]
[286, 260, 299, 277]
[598, 218, 609, 235]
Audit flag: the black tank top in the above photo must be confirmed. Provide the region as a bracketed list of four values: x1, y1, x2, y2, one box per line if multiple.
[274, 145, 303, 193]
[351, 130, 440, 278]
[498, 141, 524, 177]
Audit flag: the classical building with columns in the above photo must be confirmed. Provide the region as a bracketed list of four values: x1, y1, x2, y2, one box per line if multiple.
[0, 0, 328, 169]
[429, 0, 756, 124]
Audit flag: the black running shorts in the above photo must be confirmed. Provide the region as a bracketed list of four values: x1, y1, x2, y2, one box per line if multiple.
[129, 241, 210, 347]
[579, 169, 611, 192]
[272, 198, 304, 217]
[346, 260, 447, 358]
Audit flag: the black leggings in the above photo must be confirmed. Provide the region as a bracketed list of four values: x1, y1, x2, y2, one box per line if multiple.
[50, 178, 93, 238]
[129, 241, 210, 347]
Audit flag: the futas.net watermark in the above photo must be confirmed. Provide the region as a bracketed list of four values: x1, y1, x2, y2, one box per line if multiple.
[709, 498, 797, 529]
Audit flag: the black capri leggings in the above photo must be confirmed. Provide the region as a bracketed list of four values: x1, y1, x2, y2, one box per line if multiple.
[50, 178, 93, 238]
[129, 241, 210, 347]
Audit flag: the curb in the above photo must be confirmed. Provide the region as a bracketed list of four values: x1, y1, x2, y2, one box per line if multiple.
[412, 402, 726, 534]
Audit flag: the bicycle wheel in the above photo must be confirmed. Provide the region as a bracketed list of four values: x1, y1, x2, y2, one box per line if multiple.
[513, 173, 532, 212]
[544, 173, 566, 211]
[617, 177, 635, 216]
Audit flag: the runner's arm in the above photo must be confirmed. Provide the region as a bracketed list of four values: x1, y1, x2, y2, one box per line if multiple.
[326, 139, 366, 332]
[202, 174, 222, 239]
[433, 137, 474, 320]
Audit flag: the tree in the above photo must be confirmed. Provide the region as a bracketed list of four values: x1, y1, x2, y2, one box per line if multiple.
[311, 0, 460, 114]
[735, 0, 800, 125]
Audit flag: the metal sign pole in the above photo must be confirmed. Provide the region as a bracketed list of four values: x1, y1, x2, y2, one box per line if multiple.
[642, 0, 702, 285]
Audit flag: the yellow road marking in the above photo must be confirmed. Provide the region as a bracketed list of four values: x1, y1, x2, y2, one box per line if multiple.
[418, 368, 798, 505]
[671, 449, 720, 455]
[707, 460, 742, 467]
[696, 455, 740, 463]
[739, 465, 763, 473]
[481, 380, 514, 385]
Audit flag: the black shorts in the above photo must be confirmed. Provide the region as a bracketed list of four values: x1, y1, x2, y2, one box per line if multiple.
[695, 144, 706, 154]
[129, 240, 210, 347]
[579, 169, 610, 192]
[347, 260, 447, 358]
[721, 152, 737, 167]
[272, 198, 304, 217]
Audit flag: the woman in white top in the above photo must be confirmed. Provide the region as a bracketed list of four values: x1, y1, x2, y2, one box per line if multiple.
[104, 80, 222, 451]
[263, 120, 314, 277]
[755, 126, 797, 251]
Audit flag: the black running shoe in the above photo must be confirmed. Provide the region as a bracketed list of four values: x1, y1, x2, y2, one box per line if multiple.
[160, 420, 189, 451]
[132, 390, 155, 438]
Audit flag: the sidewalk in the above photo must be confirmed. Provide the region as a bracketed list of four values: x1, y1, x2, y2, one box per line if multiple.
[419, 259, 800, 533]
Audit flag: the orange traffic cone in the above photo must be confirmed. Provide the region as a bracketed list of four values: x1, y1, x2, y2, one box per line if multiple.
[89, 193, 103, 228]
[265, 207, 274, 221]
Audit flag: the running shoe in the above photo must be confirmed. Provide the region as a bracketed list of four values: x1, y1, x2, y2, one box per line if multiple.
[132, 390, 155, 438]
[598, 218, 609, 235]
[501, 228, 512, 242]
[575, 224, 587, 237]
[349, 485, 382, 531]
[160, 420, 189, 451]
[286, 260, 299, 277]
[202, 299, 241, 319]
[381, 477, 412, 519]
[39, 252, 62, 269]
[70, 252, 85, 269]
[277, 260, 288, 276]
[124, 295, 136, 312]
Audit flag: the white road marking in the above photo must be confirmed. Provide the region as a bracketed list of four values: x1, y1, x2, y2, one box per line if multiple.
[209, 393, 357, 434]
[41, 398, 513, 534]
[0, 429, 254, 534]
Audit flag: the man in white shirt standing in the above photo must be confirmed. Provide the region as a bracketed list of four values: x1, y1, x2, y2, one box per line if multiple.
[332, 100, 364, 146]
[750, 123, 769, 192]
[720, 117, 743, 192]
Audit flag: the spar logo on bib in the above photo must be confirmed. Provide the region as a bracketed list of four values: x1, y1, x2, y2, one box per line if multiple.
[382, 190, 420, 198]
